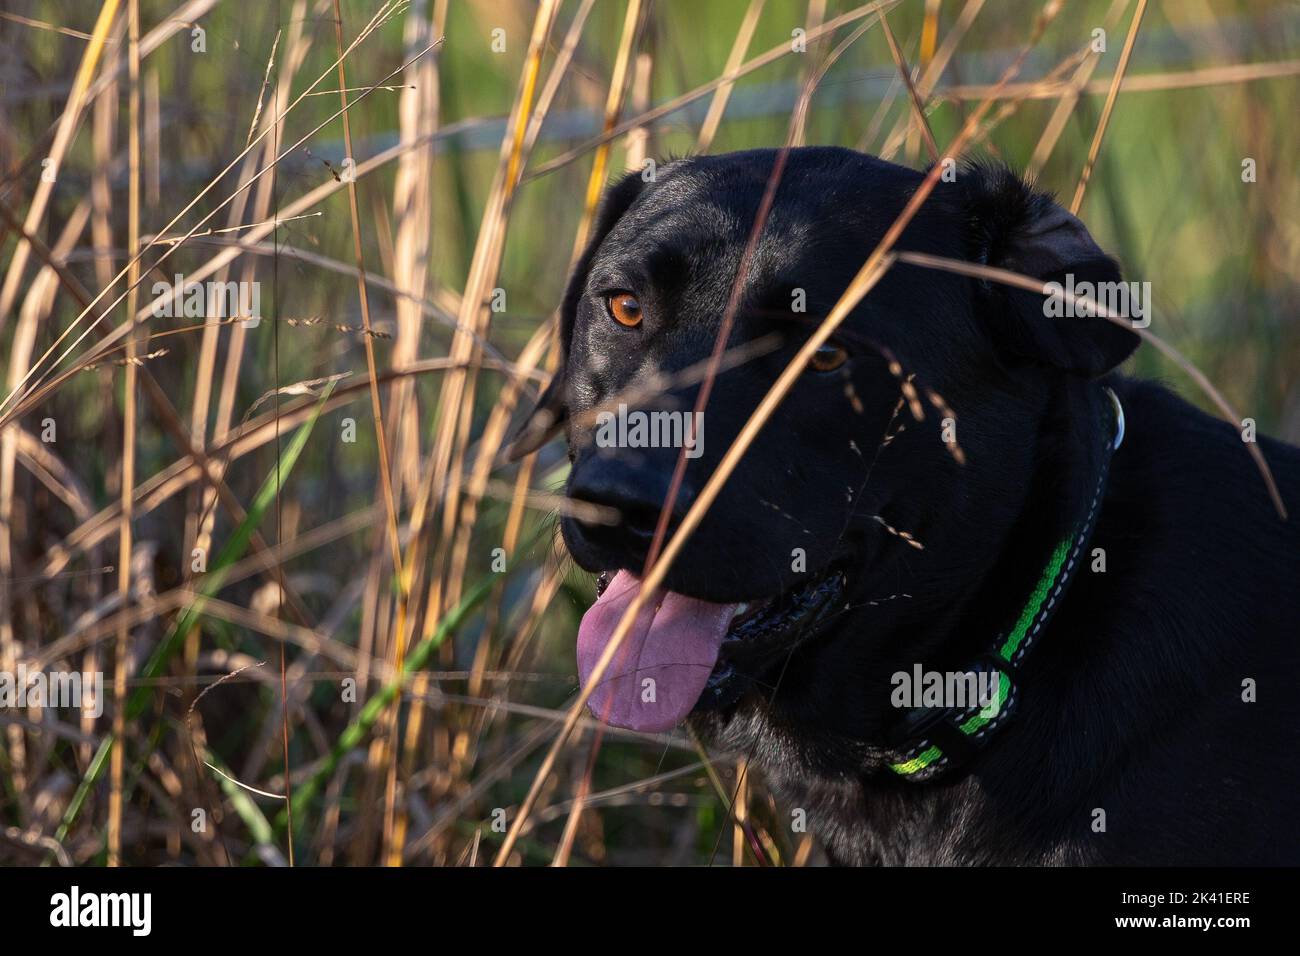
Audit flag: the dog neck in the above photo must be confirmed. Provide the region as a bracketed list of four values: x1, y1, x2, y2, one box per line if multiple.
[878, 384, 1123, 782]
[695, 379, 1123, 790]
[847, 377, 1123, 790]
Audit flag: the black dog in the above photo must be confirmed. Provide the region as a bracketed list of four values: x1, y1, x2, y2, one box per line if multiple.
[510, 147, 1300, 865]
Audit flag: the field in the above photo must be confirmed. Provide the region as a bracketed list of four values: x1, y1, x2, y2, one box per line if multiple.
[0, 0, 1297, 866]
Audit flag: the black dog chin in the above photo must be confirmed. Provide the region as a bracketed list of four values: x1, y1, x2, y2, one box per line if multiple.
[563, 515, 850, 712]
[694, 565, 847, 714]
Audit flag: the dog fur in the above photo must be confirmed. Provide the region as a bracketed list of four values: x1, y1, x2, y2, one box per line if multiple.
[514, 147, 1300, 865]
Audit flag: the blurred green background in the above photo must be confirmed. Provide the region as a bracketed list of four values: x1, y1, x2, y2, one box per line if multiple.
[1, 0, 1297, 865]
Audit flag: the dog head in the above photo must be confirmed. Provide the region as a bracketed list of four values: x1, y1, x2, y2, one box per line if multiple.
[511, 147, 1137, 751]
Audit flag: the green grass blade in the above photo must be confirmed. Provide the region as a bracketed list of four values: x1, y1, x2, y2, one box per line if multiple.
[49, 387, 334, 853]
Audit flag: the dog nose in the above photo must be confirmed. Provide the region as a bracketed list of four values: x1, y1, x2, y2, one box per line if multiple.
[568, 462, 686, 554]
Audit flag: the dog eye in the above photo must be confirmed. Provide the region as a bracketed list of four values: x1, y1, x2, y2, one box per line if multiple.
[606, 293, 643, 328]
[809, 342, 849, 372]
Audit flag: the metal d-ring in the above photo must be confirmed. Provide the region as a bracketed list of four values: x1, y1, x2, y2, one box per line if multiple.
[1105, 386, 1125, 451]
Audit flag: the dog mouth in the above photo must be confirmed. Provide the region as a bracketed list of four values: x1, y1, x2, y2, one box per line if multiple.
[578, 566, 845, 733]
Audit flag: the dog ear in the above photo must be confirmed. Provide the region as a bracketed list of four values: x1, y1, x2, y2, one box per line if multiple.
[505, 172, 649, 461]
[962, 163, 1139, 377]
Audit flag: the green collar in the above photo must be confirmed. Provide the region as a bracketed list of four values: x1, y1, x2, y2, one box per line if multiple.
[885, 388, 1124, 783]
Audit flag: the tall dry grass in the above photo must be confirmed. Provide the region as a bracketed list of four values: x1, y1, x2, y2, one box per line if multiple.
[0, 0, 1297, 867]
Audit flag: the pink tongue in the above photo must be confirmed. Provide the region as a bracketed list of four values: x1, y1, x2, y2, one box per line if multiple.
[577, 571, 738, 733]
